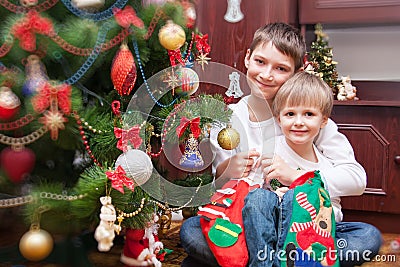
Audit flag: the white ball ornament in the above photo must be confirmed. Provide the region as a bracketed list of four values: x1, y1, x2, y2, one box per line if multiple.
[115, 149, 153, 186]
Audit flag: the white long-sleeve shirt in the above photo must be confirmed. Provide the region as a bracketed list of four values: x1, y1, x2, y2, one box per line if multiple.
[210, 96, 366, 209]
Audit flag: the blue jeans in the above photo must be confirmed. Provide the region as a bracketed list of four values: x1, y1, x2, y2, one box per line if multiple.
[180, 188, 382, 267]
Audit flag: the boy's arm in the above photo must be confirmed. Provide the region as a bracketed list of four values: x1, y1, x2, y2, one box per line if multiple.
[315, 119, 367, 197]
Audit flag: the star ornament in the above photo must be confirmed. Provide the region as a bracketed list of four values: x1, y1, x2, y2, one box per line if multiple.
[105, 165, 135, 194]
[196, 52, 211, 71]
[163, 71, 180, 93]
[39, 110, 67, 140]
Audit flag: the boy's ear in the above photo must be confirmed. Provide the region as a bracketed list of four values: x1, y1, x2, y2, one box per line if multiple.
[320, 116, 328, 128]
[244, 49, 251, 68]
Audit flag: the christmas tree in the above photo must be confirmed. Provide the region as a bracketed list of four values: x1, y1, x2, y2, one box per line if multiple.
[307, 23, 340, 96]
[0, 0, 230, 264]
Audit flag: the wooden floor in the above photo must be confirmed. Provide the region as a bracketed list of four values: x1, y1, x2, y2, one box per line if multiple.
[1, 217, 399, 267]
[91, 221, 400, 267]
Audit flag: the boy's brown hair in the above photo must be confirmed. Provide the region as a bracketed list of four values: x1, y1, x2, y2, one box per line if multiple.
[249, 23, 306, 71]
[272, 71, 333, 118]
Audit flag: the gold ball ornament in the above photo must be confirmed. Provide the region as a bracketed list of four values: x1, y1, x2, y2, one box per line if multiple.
[217, 125, 240, 150]
[19, 228, 54, 261]
[158, 20, 186, 51]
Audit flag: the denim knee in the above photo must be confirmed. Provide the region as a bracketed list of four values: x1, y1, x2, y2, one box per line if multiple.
[244, 188, 279, 213]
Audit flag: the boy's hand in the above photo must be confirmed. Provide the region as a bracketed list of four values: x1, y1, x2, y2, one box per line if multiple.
[261, 155, 307, 186]
[230, 149, 260, 178]
[216, 149, 260, 180]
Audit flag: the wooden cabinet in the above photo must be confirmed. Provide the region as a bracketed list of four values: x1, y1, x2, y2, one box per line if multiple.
[330, 82, 400, 233]
[299, 0, 400, 24]
[196, 0, 298, 78]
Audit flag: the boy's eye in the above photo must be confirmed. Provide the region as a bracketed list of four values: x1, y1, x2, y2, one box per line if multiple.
[255, 58, 264, 64]
[286, 112, 294, 116]
[305, 112, 314, 116]
[277, 66, 288, 72]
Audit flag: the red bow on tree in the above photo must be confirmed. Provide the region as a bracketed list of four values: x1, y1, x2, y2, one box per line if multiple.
[114, 126, 142, 152]
[168, 49, 185, 67]
[113, 5, 144, 29]
[31, 82, 71, 114]
[195, 34, 211, 55]
[176, 116, 201, 138]
[105, 165, 135, 194]
[11, 10, 55, 52]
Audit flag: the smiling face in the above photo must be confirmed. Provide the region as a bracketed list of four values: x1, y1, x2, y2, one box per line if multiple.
[272, 72, 333, 153]
[278, 104, 328, 150]
[244, 42, 296, 104]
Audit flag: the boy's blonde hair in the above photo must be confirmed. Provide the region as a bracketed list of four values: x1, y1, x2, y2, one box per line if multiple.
[249, 23, 306, 71]
[272, 72, 333, 118]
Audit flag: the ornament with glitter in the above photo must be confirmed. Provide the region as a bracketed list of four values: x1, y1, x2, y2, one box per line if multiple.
[111, 43, 137, 96]
[179, 134, 204, 170]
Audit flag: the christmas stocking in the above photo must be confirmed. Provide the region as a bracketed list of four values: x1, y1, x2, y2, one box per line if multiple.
[281, 171, 339, 267]
[198, 179, 257, 267]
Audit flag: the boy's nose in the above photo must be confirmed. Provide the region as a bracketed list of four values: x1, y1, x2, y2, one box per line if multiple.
[294, 116, 305, 126]
[260, 68, 273, 81]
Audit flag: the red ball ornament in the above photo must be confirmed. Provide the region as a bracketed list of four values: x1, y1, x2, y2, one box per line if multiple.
[111, 44, 137, 96]
[0, 146, 35, 183]
[0, 86, 20, 121]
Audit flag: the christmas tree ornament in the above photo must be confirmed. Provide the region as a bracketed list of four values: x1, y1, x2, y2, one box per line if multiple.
[173, 67, 199, 96]
[105, 165, 135, 194]
[11, 11, 55, 52]
[22, 55, 49, 96]
[0, 86, 21, 121]
[115, 149, 153, 186]
[94, 196, 121, 251]
[32, 82, 71, 140]
[225, 71, 243, 99]
[19, 224, 54, 261]
[182, 0, 196, 28]
[71, 0, 105, 10]
[194, 34, 211, 70]
[158, 20, 186, 51]
[179, 134, 204, 170]
[217, 124, 240, 150]
[183, 52, 194, 68]
[20, 0, 38, 7]
[224, 0, 244, 23]
[114, 125, 143, 152]
[176, 116, 201, 139]
[113, 5, 144, 29]
[111, 43, 137, 96]
[0, 146, 35, 183]
[120, 214, 164, 267]
[196, 52, 211, 71]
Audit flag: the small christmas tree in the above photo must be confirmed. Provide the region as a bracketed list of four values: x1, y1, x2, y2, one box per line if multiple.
[307, 23, 340, 96]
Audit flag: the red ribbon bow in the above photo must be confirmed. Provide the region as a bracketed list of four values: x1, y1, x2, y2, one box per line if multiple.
[113, 5, 144, 29]
[114, 126, 142, 152]
[31, 82, 71, 114]
[105, 165, 135, 194]
[195, 34, 211, 55]
[168, 49, 185, 67]
[11, 10, 55, 52]
[176, 116, 201, 138]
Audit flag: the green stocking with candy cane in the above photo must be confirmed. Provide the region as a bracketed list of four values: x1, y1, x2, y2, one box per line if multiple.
[281, 171, 339, 267]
